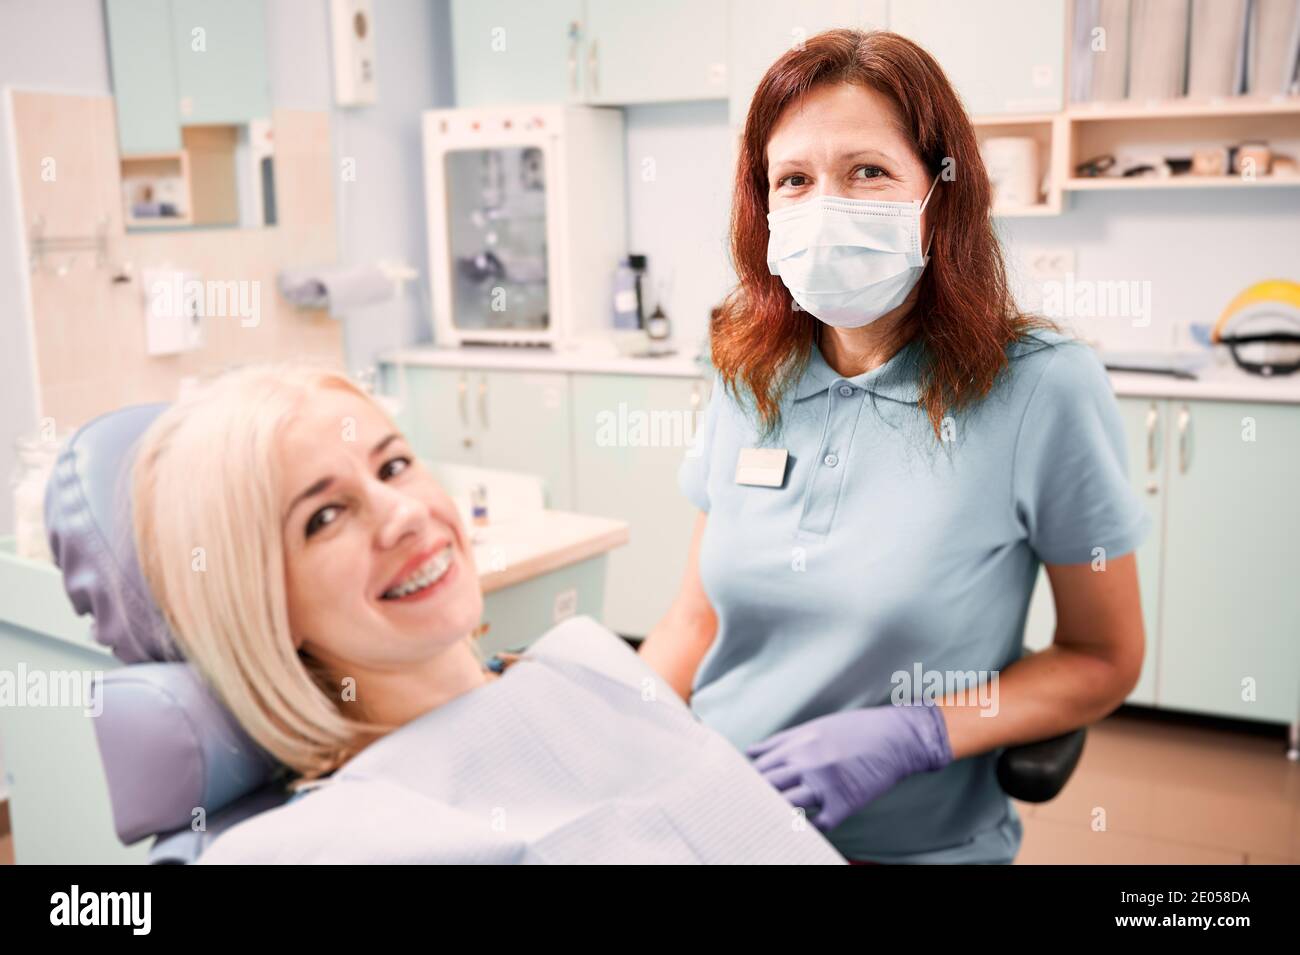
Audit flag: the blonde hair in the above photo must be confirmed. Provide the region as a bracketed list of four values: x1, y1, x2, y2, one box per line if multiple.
[132, 362, 405, 786]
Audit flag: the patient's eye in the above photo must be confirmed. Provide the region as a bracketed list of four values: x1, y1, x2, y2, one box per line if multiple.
[305, 504, 342, 538]
[379, 455, 412, 480]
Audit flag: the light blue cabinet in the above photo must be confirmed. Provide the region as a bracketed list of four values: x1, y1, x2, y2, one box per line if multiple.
[389, 366, 478, 467]
[1025, 397, 1166, 705]
[384, 366, 574, 510]
[889, 0, 1065, 114]
[1158, 401, 1300, 725]
[169, 0, 271, 125]
[728, 0, 888, 123]
[478, 371, 574, 510]
[105, 0, 270, 155]
[450, 0, 729, 106]
[104, 0, 182, 154]
[570, 373, 709, 636]
[1026, 396, 1300, 730]
[450, 0, 586, 106]
[583, 0, 729, 105]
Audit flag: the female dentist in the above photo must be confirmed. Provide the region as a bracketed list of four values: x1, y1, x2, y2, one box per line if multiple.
[639, 29, 1150, 864]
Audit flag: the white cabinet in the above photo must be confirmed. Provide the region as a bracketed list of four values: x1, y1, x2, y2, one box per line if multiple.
[889, 0, 1066, 114]
[450, 0, 730, 106]
[570, 373, 711, 636]
[386, 366, 575, 510]
[450, 0, 586, 105]
[727, 0, 888, 123]
[583, 0, 729, 105]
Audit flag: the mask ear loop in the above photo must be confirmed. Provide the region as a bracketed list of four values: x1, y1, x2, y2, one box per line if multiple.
[917, 175, 939, 258]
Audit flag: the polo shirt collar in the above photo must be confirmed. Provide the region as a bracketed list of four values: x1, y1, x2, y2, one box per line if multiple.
[791, 335, 924, 405]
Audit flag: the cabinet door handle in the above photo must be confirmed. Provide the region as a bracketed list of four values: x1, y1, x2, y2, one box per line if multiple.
[690, 383, 702, 409]
[478, 375, 489, 430]
[567, 22, 581, 97]
[1145, 403, 1159, 473]
[588, 38, 599, 97]
[1177, 404, 1192, 474]
[457, 374, 469, 427]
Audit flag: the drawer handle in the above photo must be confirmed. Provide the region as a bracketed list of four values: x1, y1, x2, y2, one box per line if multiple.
[1177, 404, 1192, 474]
[567, 22, 580, 96]
[478, 376, 489, 430]
[1145, 403, 1159, 474]
[457, 374, 469, 427]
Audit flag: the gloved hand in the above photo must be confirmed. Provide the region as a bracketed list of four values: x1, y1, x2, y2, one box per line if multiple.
[746, 704, 954, 833]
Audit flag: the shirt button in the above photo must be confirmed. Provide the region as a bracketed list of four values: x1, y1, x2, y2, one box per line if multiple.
[823, 453, 839, 468]
[838, 385, 854, 397]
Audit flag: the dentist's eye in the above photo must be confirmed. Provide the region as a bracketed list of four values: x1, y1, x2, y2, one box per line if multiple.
[776, 174, 809, 189]
[379, 455, 412, 480]
[306, 504, 343, 538]
[853, 165, 887, 180]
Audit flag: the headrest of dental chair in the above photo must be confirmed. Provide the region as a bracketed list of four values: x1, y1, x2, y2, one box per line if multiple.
[45, 403, 279, 846]
[44, 402, 173, 663]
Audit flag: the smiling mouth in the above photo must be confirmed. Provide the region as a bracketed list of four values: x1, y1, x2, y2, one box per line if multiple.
[379, 544, 454, 601]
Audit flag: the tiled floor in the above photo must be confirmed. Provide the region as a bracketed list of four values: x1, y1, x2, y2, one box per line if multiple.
[1014, 710, 1300, 864]
[1, 712, 1295, 865]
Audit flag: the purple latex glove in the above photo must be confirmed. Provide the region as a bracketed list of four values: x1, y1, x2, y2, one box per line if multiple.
[746, 704, 954, 833]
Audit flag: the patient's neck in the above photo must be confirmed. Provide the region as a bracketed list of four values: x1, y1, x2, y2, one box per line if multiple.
[350, 637, 494, 728]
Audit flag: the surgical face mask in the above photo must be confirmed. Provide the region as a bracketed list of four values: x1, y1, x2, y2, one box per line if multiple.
[765, 177, 938, 328]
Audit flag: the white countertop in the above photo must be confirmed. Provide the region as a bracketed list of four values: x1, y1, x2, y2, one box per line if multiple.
[473, 510, 629, 594]
[1107, 362, 1300, 404]
[380, 344, 1300, 404]
[381, 343, 709, 379]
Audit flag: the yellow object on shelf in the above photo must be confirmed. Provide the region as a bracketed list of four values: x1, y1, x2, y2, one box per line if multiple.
[1212, 280, 1300, 342]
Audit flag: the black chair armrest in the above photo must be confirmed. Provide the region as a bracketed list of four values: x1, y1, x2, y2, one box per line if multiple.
[996, 727, 1087, 803]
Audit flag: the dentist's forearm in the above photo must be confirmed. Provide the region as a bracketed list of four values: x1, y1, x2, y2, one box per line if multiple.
[639, 609, 716, 704]
[638, 513, 716, 702]
[937, 641, 1137, 761]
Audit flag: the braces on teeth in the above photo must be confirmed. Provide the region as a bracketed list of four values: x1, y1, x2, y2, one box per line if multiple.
[382, 546, 452, 599]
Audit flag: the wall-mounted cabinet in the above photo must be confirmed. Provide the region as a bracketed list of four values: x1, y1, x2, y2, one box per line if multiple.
[106, 0, 271, 155]
[889, 0, 1066, 115]
[727, 0, 888, 123]
[450, 0, 728, 107]
[1026, 396, 1300, 729]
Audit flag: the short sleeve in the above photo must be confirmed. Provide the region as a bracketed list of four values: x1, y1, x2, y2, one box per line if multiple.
[678, 373, 723, 513]
[1012, 343, 1151, 565]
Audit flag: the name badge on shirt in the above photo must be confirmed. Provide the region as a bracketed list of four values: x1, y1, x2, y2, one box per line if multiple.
[735, 448, 789, 487]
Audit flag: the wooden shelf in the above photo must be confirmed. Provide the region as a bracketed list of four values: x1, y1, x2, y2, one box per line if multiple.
[120, 150, 192, 228]
[1066, 97, 1300, 122]
[992, 201, 1063, 216]
[1065, 175, 1300, 191]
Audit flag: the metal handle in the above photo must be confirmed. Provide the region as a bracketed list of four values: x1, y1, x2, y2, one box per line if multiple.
[588, 38, 599, 97]
[457, 374, 469, 427]
[1177, 404, 1191, 474]
[1145, 403, 1159, 473]
[567, 22, 580, 96]
[478, 375, 489, 430]
[690, 383, 702, 410]
[1144, 403, 1160, 495]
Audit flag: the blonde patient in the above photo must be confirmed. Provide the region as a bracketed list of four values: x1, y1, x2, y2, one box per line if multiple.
[133, 363, 497, 784]
[129, 363, 842, 864]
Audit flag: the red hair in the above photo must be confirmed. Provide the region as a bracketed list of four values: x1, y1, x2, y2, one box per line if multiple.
[713, 29, 1056, 439]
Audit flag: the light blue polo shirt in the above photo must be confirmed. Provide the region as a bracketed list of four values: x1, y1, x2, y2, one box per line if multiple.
[679, 328, 1150, 863]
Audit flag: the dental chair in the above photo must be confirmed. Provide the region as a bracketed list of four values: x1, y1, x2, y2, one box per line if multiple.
[41, 404, 1085, 864]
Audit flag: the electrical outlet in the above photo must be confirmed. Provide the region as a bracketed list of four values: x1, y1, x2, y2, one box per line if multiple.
[553, 588, 577, 624]
[1024, 249, 1076, 281]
